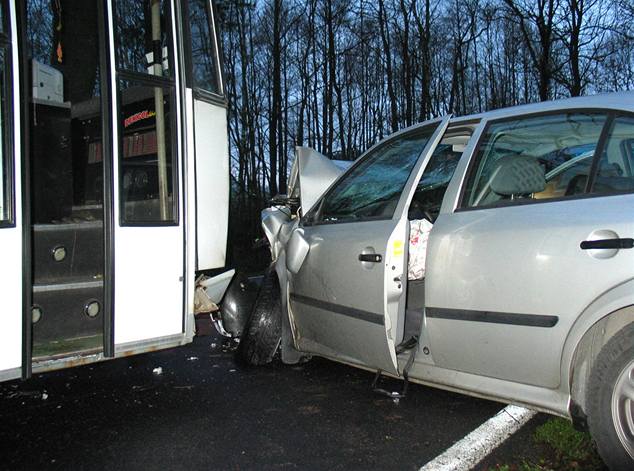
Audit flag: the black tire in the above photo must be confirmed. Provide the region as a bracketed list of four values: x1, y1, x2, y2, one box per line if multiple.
[587, 323, 634, 470]
[237, 267, 282, 365]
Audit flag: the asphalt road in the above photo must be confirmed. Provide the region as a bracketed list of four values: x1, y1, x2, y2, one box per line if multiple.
[0, 334, 503, 470]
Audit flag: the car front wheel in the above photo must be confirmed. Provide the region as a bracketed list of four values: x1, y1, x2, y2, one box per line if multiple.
[587, 322, 634, 470]
[237, 266, 282, 365]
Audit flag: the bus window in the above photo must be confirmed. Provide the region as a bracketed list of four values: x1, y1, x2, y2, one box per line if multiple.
[185, 0, 222, 95]
[115, 0, 172, 78]
[118, 80, 176, 223]
[114, 0, 177, 224]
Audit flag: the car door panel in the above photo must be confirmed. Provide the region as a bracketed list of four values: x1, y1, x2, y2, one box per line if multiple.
[290, 219, 405, 372]
[289, 116, 451, 375]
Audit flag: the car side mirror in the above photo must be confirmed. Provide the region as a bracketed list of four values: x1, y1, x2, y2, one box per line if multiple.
[286, 228, 310, 274]
[490, 155, 546, 197]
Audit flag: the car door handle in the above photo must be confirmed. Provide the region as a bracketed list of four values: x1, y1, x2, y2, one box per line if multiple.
[580, 238, 634, 250]
[358, 253, 382, 263]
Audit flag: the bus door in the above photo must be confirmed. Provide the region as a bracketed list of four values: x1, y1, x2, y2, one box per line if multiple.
[25, 0, 110, 361]
[182, 0, 230, 272]
[13, 0, 227, 377]
[22, 0, 185, 365]
[0, 1, 22, 378]
[110, 0, 185, 346]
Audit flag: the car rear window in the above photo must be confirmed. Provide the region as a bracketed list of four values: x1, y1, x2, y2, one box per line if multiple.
[461, 113, 607, 209]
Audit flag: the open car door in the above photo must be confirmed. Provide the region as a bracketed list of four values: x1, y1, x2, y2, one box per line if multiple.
[287, 116, 451, 375]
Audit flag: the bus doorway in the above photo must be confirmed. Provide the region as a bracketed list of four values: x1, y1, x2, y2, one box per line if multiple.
[0, 0, 230, 381]
[26, 0, 108, 359]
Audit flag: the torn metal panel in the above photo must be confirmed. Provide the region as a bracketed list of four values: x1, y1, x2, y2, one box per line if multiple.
[262, 207, 290, 261]
[194, 270, 235, 315]
[199, 269, 235, 304]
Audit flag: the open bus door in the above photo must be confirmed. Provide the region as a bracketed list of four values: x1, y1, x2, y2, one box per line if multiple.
[0, 0, 230, 381]
[0, 1, 23, 380]
[109, 0, 185, 347]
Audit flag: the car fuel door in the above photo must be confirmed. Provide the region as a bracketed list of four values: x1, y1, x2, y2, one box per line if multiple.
[288, 116, 451, 375]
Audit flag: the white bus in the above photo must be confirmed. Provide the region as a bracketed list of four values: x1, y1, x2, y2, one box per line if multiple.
[0, 0, 231, 380]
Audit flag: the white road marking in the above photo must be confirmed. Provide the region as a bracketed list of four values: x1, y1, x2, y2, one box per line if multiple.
[419, 405, 537, 471]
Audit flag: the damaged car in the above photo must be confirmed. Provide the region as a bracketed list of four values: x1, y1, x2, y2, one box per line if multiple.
[222, 92, 634, 470]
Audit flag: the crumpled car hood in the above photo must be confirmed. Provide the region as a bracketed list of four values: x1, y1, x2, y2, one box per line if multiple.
[288, 146, 351, 213]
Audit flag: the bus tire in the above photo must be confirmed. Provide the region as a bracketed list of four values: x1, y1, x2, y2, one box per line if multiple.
[587, 323, 634, 471]
[237, 267, 282, 365]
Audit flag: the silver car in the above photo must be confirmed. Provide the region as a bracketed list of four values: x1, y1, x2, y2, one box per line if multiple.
[228, 92, 634, 470]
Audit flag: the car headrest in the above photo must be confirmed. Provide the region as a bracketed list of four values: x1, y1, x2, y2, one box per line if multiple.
[490, 155, 546, 196]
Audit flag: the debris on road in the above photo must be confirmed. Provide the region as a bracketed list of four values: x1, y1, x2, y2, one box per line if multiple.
[152, 367, 163, 375]
[4, 390, 45, 400]
[221, 338, 240, 353]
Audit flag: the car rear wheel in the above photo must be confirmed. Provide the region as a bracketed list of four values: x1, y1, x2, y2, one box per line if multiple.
[587, 323, 634, 470]
[237, 266, 282, 365]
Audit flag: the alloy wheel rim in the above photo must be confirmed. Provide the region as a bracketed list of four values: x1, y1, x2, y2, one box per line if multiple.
[612, 358, 634, 459]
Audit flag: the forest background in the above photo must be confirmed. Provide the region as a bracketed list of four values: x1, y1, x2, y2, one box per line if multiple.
[216, 0, 634, 270]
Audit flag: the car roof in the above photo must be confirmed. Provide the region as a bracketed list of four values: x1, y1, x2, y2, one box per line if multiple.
[450, 90, 634, 124]
[358, 91, 634, 161]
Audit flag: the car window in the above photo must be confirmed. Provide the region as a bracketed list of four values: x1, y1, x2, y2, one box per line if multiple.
[591, 116, 634, 195]
[315, 126, 436, 224]
[408, 143, 464, 222]
[462, 113, 607, 208]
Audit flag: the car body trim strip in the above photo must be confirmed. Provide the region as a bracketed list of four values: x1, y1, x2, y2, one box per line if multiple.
[290, 293, 385, 326]
[426, 307, 559, 328]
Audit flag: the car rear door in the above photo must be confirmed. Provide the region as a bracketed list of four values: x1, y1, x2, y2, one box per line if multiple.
[288, 117, 450, 375]
[425, 110, 634, 388]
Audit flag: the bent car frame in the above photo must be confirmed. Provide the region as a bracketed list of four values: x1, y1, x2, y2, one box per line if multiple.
[227, 92, 634, 470]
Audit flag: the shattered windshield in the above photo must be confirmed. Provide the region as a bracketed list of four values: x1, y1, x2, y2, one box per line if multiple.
[318, 125, 436, 223]
[417, 144, 462, 190]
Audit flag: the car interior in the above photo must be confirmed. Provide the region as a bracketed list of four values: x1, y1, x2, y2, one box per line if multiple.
[398, 126, 475, 352]
[466, 113, 634, 208]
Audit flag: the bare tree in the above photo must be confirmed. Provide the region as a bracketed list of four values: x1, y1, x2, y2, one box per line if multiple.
[503, 0, 560, 101]
[217, 0, 630, 267]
